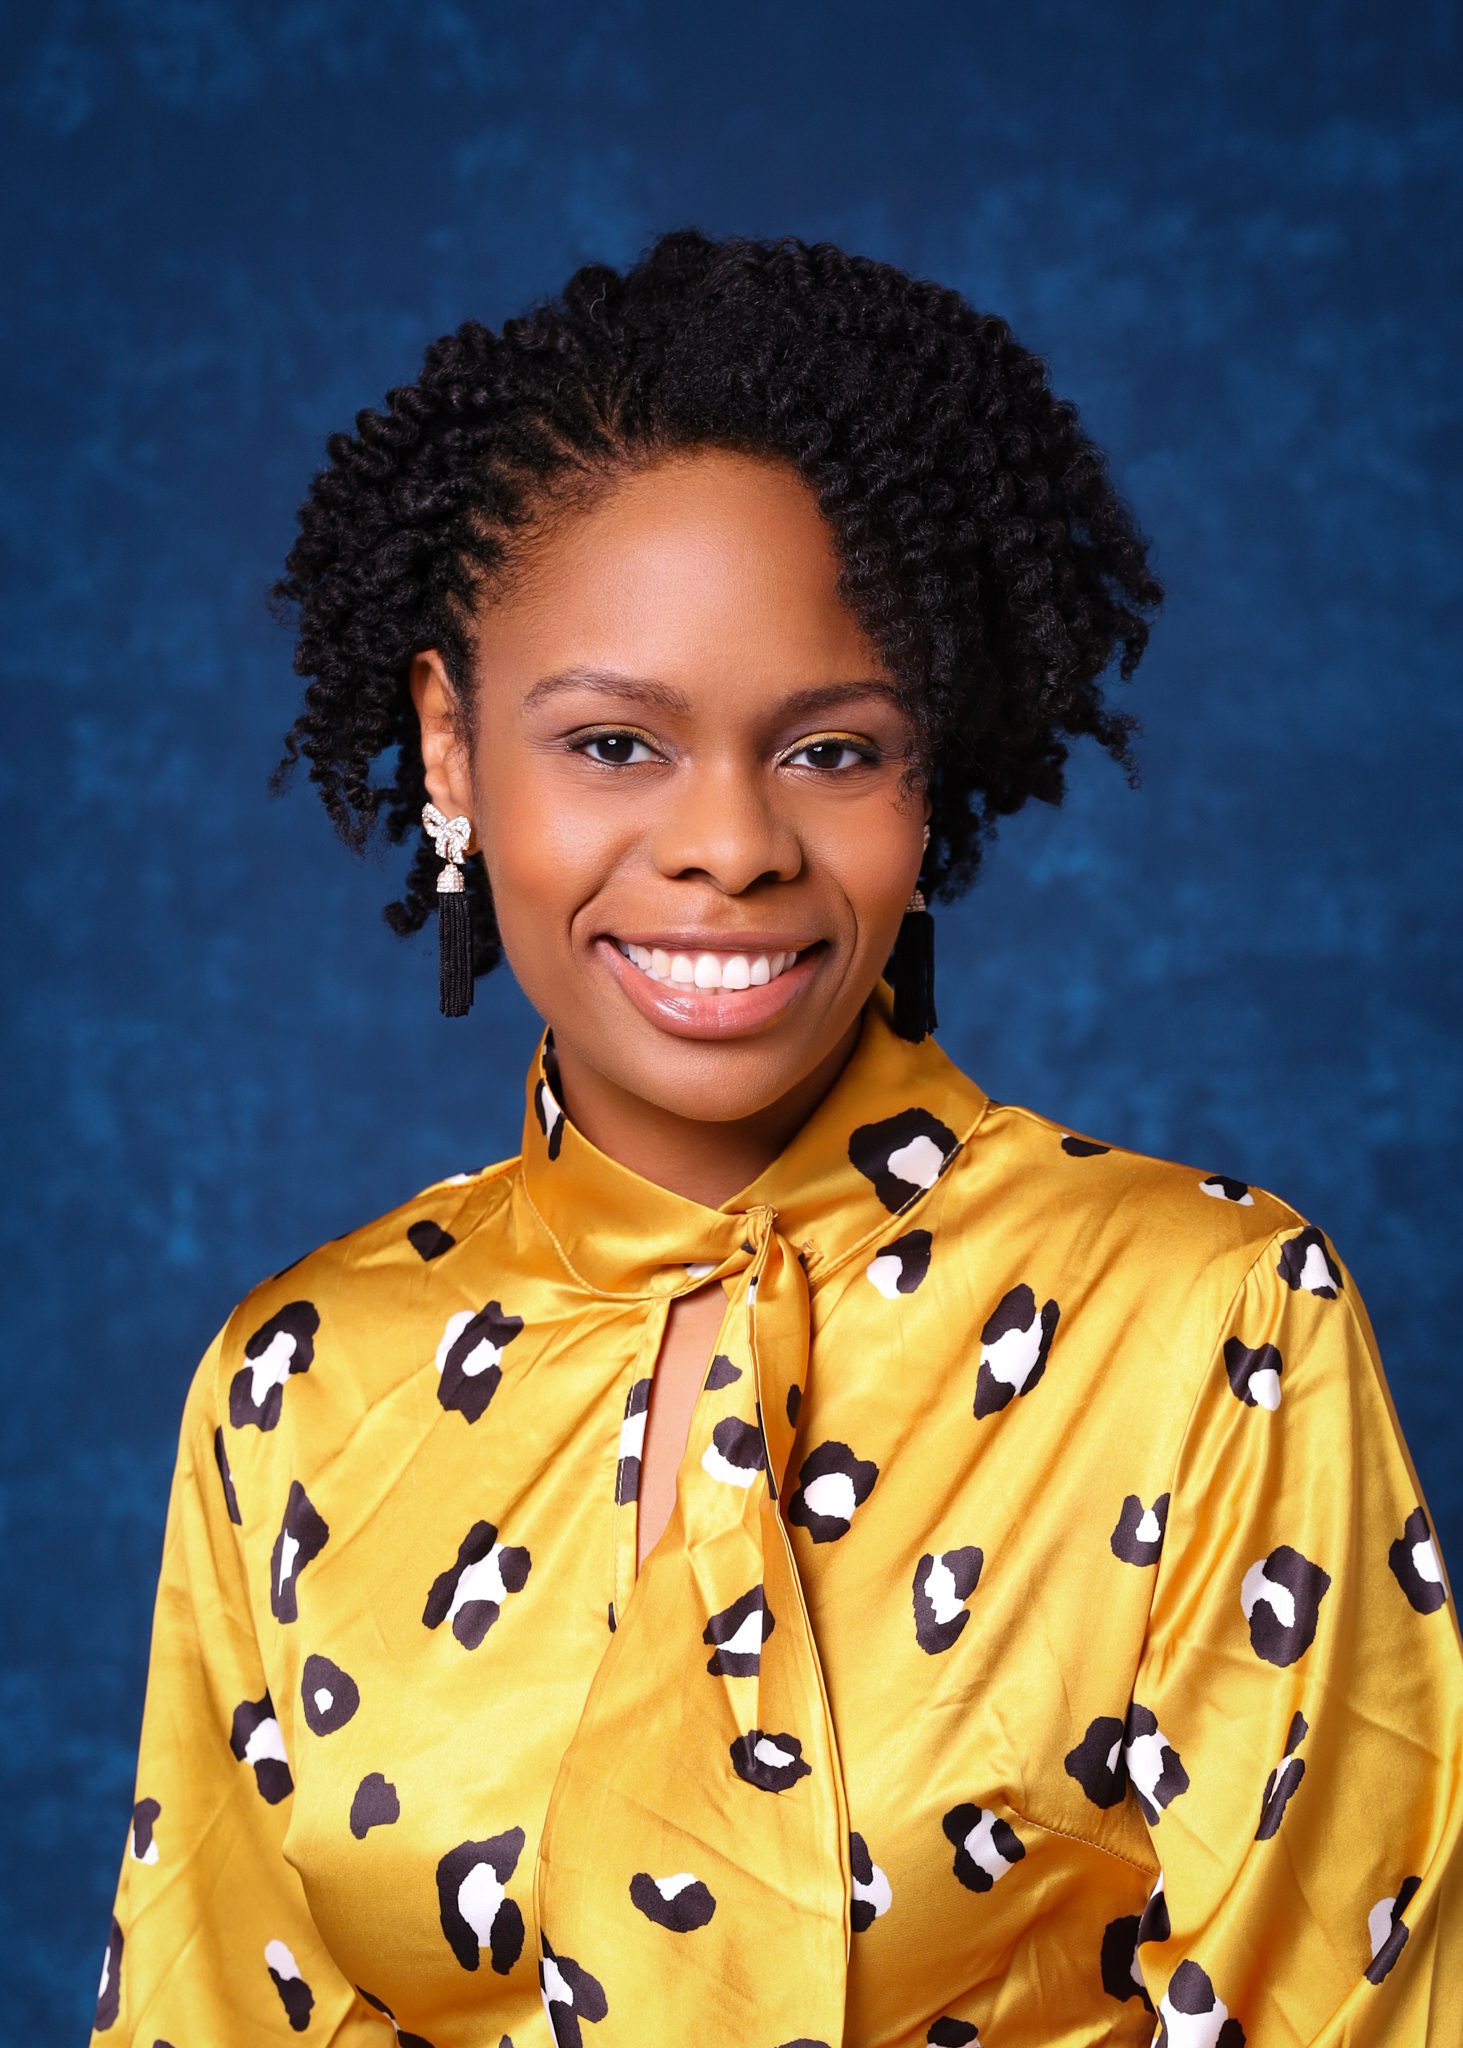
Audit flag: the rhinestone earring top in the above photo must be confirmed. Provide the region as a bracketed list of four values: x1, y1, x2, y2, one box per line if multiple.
[905, 822, 931, 912]
[889, 822, 936, 1042]
[423, 802, 472, 890]
[422, 802, 475, 1015]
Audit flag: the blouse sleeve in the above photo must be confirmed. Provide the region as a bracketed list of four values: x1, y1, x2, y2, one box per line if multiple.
[1127, 1219, 1463, 2046]
[88, 1318, 378, 2044]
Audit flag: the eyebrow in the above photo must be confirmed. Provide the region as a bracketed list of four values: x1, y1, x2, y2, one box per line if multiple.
[521, 665, 905, 720]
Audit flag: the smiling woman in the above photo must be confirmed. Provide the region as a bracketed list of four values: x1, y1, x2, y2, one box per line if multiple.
[406, 449, 930, 1180]
[89, 230, 1463, 2047]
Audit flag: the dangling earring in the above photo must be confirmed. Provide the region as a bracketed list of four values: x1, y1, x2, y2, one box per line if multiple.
[887, 824, 937, 1042]
[422, 802, 475, 1017]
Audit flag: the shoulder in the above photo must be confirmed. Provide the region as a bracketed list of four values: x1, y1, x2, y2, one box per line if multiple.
[214, 1154, 521, 1428]
[958, 1090, 1353, 1357]
[976, 1089, 1317, 1239]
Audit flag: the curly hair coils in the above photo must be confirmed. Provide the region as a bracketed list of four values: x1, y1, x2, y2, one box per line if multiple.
[269, 230, 1164, 1002]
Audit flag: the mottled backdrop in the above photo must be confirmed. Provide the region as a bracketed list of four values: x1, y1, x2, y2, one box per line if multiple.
[4, 1, 1459, 2029]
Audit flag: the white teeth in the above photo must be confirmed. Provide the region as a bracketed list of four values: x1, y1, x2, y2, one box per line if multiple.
[615, 942, 805, 990]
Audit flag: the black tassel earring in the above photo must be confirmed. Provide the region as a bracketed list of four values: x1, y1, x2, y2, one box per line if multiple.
[887, 826, 938, 1042]
[422, 802, 475, 1017]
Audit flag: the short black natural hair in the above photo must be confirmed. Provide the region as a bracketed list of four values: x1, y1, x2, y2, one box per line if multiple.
[269, 227, 1164, 981]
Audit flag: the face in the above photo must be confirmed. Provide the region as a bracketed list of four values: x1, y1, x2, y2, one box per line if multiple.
[411, 447, 928, 1140]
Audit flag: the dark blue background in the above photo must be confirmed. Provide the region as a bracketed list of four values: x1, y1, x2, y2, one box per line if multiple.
[5, 3, 1459, 2028]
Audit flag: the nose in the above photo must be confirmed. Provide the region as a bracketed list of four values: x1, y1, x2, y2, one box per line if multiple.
[647, 762, 803, 894]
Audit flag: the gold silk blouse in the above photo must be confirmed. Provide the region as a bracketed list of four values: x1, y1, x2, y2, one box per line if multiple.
[91, 985, 1463, 2046]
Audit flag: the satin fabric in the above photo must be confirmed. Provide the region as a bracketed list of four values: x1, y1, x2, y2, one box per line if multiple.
[91, 985, 1463, 2045]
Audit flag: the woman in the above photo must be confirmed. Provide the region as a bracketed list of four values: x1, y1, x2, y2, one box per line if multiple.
[91, 231, 1462, 2046]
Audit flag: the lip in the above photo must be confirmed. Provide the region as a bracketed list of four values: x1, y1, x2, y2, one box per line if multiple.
[607, 930, 822, 953]
[595, 935, 826, 1040]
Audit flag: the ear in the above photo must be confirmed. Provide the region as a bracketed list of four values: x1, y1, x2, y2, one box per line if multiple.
[409, 650, 477, 847]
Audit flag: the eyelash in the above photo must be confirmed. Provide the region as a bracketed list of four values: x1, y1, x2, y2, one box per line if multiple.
[566, 728, 881, 773]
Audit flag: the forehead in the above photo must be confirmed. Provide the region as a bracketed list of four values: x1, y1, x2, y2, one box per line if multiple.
[475, 448, 890, 693]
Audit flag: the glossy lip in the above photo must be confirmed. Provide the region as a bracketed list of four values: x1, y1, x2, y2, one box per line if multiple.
[594, 935, 827, 1040]
[608, 929, 823, 954]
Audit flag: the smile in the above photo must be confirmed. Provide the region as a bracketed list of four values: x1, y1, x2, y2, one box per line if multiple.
[613, 941, 807, 991]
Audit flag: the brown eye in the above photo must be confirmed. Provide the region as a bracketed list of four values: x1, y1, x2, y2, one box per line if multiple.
[786, 739, 873, 772]
[573, 732, 657, 766]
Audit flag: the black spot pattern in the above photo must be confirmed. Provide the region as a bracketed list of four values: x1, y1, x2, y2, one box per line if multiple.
[1060, 1134, 1110, 1157]
[786, 1381, 801, 1423]
[1224, 1337, 1285, 1410]
[350, 1772, 400, 1839]
[866, 1227, 932, 1298]
[1199, 1172, 1253, 1204]
[912, 1545, 983, 1653]
[1138, 1869, 1170, 1946]
[230, 1692, 293, 1803]
[230, 1301, 320, 1431]
[423, 1520, 532, 1650]
[787, 1440, 878, 1542]
[848, 1107, 960, 1212]
[1240, 1544, 1332, 1666]
[702, 1413, 768, 1487]
[1099, 1914, 1155, 2012]
[357, 1985, 437, 2048]
[1123, 1702, 1190, 1825]
[266, 1940, 314, 2031]
[928, 2023, 983, 2046]
[703, 1584, 774, 1676]
[628, 1870, 718, 1930]
[1063, 1713, 1128, 1809]
[730, 1727, 813, 1793]
[942, 1803, 1026, 1891]
[408, 1218, 456, 1260]
[94, 1914, 122, 2030]
[129, 1795, 160, 1863]
[269, 1480, 329, 1623]
[437, 1828, 527, 1973]
[301, 1651, 360, 1734]
[704, 1353, 741, 1390]
[1256, 1709, 1308, 1840]
[213, 1424, 242, 1524]
[849, 1829, 891, 1930]
[1110, 1492, 1168, 1565]
[615, 1375, 651, 1504]
[535, 1076, 565, 1160]
[1276, 1225, 1343, 1299]
[539, 1934, 608, 2046]
[435, 1300, 525, 1423]
[1364, 1873, 1421, 1983]
[1389, 1506, 1447, 1614]
[1153, 1957, 1245, 2046]
[973, 1283, 1060, 1417]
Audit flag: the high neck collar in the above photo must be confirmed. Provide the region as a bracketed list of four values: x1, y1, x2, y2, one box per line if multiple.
[517, 983, 992, 1299]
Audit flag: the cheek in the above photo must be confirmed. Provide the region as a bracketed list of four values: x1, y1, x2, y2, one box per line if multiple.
[814, 805, 923, 947]
[473, 760, 627, 947]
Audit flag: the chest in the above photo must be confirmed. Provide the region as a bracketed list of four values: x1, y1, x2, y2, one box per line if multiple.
[250, 1245, 1169, 2045]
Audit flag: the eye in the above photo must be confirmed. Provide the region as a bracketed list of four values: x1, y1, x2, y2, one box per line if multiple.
[783, 737, 876, 773]
[571, 729, 660, 767]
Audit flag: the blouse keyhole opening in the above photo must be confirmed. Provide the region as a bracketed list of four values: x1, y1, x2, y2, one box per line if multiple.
[634, 1281, 736, 1580]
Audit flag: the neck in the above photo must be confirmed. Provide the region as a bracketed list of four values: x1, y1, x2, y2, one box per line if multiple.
[549, 1019, 863, 1208]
